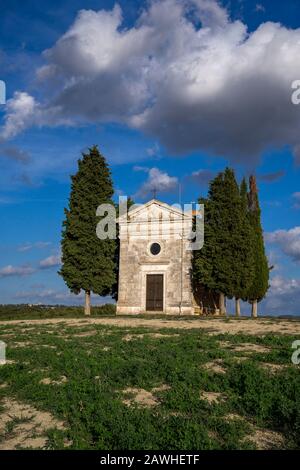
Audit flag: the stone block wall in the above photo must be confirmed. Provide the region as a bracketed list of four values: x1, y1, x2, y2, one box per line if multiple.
[116, 200, 194, 315]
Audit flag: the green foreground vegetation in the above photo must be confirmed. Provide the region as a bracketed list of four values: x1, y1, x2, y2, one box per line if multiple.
[0, 317, 300, 450]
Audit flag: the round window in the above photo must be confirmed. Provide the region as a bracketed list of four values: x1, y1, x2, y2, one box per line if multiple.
[150, 242, 161, 255]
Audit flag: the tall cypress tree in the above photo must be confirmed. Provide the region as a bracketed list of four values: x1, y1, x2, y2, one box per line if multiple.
[193, 169, 235, 314]
[193, 173, 227, 313]
[193, 168, 254, 315]
[245, 175, 269, 317]
[192, 193, 216, 309]
[59, 146, 116, 315]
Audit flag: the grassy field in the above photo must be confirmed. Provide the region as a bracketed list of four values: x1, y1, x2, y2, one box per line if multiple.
[0, 315, 300, 450]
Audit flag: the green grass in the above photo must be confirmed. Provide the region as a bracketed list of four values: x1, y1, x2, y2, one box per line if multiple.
[0, 321, 300, 450]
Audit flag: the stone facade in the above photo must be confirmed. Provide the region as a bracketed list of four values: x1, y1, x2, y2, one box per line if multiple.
[116, 199, 195, 315]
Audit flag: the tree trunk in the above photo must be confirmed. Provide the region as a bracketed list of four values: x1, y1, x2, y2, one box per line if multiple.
[219, 293, 226, 316]
[235, 298, 241, 317]
[251, 300, 258, 318]
[84, 290, 91, 316]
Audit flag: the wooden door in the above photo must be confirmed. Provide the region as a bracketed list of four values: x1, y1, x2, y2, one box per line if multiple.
[146, 274, 163, 311]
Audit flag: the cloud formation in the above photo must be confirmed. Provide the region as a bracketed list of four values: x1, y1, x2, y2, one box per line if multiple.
[257, 170, 285, 183]
[186, 169, 216, 186]
[1, 0, 300, 165]
[0, 92, 38, 141]
[39, 254, 61, 269]
[0, 264, 36, 277]
[0, 91, 69, 141]
[0, 145, 30, 164]
[255, 4, 266, 13]
[263, 275, 300, 316]
[0, 251, 60, 279]
[135, 167, 178, 198]
[265, 227, 300, 262]
[18, 241, 51, 252]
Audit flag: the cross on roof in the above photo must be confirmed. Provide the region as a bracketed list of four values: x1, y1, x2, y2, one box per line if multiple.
[152, 188, 157, 199]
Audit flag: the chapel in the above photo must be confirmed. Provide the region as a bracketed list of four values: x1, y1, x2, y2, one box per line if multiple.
[116, 199, 220, 315]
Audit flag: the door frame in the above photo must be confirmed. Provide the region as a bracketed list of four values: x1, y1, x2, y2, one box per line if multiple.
[141, 268, 167, 313]
[146, 273, 164, 312]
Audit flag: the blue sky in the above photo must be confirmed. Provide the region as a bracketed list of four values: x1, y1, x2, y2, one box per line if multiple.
[0, 0, 300, 314]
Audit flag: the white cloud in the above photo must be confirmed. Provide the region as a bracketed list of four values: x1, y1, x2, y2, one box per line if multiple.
[269, 275, 300, 295]
[2, 0, 300, 164]
[255, 4, 266, 13]
[0, 251, 60, 280]
[266, 249, 281, 272]
[0, 91, 70, 141]
[146, 143, 160, 158]
[18, 241, 51, 252]
[265, 227, 300, 262]
[136, 167, 178, 198]
[39, 254, 61, 269]
[187, 169, 216, 185]
[0, 92, 38, 140]
[0, 264, 36, 277]
[133, 165, 149, 173]
[193, 0, 228, 28]
[262, 275, 300, 315]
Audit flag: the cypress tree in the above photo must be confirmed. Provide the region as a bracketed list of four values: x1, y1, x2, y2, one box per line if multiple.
[193, 169, 234, 314]
[59, 146, 116, 315]
[193, 168, 254, 315]
[246, 175, 269, 317]
[192, 194, 216, 309]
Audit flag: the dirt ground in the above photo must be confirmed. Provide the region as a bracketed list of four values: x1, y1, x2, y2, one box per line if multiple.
[0, 398, 66, 450]
[0, 316, 299, 335]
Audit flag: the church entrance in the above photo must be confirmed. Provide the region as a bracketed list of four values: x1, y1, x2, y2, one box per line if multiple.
[146, 274, 164, 311]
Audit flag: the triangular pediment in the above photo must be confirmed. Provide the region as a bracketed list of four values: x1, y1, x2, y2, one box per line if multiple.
[118, 199, 191, 224]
